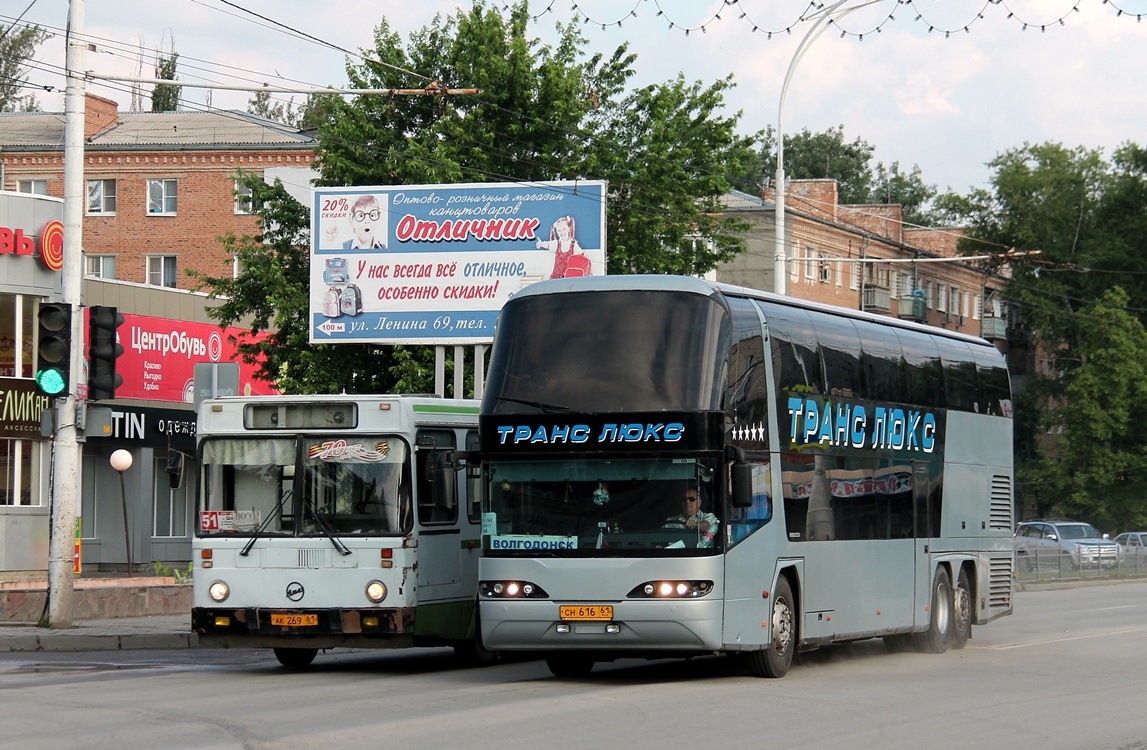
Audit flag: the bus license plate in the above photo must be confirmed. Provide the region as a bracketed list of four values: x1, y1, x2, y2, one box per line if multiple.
[271, 613, 318, 627]
[560, 605, 613, 621]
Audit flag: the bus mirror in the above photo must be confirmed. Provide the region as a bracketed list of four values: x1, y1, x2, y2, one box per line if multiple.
[166, 451, 185, 490]
[731, 461, 752, 509]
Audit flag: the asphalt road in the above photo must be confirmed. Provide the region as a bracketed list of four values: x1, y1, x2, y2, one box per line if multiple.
[2, 580, 1146, 750]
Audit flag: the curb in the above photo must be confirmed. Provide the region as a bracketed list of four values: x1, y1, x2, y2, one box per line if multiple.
[0, 631, 200, 653]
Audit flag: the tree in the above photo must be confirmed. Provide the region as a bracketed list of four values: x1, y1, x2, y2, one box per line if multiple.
[247, 90, 339, 129]
[729, 125, 939, 223]
[151, 48, 181, 112]
[1036, 288, 1147, 532]
[0, 23, 51, 112]
[199, 1, 756, 393]
[945, 140, 1147, 526]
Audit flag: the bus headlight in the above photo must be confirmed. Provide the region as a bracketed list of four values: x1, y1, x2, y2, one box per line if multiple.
[480, 580, 549, 598]
[366, 580, 387, 603]
[628, 580, 713, 598]
[208, 580, 230, 602]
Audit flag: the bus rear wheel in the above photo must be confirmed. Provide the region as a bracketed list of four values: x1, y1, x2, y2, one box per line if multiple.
[273, 647, 318, 669]
[950, 568, 972, 650]
[915, 567, 952, 654]
[745, 575, 796, 678]
[546, 655, 594, 677]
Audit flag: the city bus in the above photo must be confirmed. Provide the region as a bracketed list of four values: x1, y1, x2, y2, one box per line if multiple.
[191, 395, 485, 668]
[475, 275, 1013, 677]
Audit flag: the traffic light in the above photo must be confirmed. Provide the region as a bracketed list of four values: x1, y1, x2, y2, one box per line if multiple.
[88, 305, 125, 401]
[35, 302, 72, 397]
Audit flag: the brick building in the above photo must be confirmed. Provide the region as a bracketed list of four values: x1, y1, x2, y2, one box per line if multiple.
[716, 179, 1014, 354]
[0, 94, 317, 289]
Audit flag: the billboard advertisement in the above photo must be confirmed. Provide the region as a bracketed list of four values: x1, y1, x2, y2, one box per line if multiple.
[112, 314, 278, 402]
[309, 180, 607, 345]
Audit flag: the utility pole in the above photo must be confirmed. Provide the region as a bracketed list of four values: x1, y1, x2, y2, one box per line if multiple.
[47, 0, 87, 628]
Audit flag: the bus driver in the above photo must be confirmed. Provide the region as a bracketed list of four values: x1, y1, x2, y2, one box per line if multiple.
[664, 486, 719, 548]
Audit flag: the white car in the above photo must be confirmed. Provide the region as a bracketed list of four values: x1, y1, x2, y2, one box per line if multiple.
[1014, 520, 1120, 572]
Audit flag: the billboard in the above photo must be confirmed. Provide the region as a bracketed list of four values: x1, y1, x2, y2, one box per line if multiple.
[113, 314, 278, 402]
[309, 180, 607, 345]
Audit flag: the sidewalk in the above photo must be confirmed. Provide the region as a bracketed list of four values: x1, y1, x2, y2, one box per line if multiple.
[0, 576, 198, 652]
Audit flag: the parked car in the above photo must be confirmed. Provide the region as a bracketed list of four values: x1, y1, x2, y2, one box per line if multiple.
[1014, 520, 1121, 572]
[1113, 531, 1147, 569]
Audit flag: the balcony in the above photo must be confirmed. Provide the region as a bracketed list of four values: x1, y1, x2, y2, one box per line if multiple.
[862, 286, 891, 312]
[981, 316, 1007, 341]
[897, 296, 927, 322]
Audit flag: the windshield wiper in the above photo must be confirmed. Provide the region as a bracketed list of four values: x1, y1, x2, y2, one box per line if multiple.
[240, 489, 292, 557]
[303, 495, 351, 556]
[495, 396, 571, 413]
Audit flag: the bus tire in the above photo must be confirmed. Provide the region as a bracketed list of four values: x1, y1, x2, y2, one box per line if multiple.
[950, 568, 972, 650]
[273, 647, 318, 669]
[915, 567, 952, 654]
[745, 575, 796, 678]
[546, 655, 594, 677]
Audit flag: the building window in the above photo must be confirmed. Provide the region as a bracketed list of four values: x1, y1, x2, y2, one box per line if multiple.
[949, 286, 961, 316]
[804, 247, 816, 280]
[16, 179, 48, 195]
[86, 179, 117, 214]
[818, 251, 832, 283]
[147, 255, 178, 288]
[233, 180, 263, 214]
[85, 255, 116, 279]
[147, 178, 178, 215]
[850, 259, 860, 290]
[974, 294, 983, 320]
[153, 456, 189, 538]
[937, 283, 947, 312]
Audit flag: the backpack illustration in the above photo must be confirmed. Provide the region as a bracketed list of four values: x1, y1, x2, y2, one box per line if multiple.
[322, 286, 342, 318]
[339, 284, 363, 316]
[323, 257, 348, 285]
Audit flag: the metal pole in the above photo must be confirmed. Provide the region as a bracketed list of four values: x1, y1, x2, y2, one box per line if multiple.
[47, 0, 87, 627]
[773, 0, 880, 296]
[118, 469, 132, 577]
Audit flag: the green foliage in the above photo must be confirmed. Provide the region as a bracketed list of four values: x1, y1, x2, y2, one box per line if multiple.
[0, 23, 51, 113]
[247, 90, 339, 129]
[948, 141, 1147, 530]
[729, 125, 939, 224]
[151, 50, 181, 112]
[200, 1, 755, 394]
[1035, 289, 1147, 531]
[155, 560, 193, 584]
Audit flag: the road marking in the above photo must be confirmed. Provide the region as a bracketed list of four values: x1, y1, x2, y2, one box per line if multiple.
[986, 626, 1147, 650]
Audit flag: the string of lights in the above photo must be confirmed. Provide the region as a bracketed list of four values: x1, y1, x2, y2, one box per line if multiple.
[521, 0, 1140, 38]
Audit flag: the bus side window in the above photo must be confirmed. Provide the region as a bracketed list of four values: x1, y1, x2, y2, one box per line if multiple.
[416, 430, 458, 525]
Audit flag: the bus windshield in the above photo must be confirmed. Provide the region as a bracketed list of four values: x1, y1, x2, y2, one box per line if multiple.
[198, 435, 412, 538]
[483, 456, 723, 555]
[484, 289, 730, 414]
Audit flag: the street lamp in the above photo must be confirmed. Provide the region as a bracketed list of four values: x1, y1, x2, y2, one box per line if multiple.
[110, 449, 133, 578]
[773, 0, 881, 295]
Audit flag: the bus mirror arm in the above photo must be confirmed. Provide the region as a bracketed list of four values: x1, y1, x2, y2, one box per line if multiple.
[727, 446, 753, 509]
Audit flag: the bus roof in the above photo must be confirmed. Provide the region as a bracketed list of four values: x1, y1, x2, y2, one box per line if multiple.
[511, 275, 997, 349]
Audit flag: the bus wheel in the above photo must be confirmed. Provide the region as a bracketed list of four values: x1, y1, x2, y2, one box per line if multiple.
[546, 655, 594, 677]
[915, 567, 952, 654]
[950, 568, 972, 650]
[745, 575, 796, 678]
[273, 647, 318, 669]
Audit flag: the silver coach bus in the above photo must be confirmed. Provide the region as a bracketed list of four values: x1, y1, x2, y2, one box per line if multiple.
[475, 275, 1013, 677]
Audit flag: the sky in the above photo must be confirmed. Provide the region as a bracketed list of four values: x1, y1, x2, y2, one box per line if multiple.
[11, 0, 1147, 195]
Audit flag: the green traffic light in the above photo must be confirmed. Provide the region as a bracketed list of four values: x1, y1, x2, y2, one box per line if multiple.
[35, 367, 67, 396]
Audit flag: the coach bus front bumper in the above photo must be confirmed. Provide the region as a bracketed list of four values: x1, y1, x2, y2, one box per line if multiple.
[480, 598, 725, 653]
